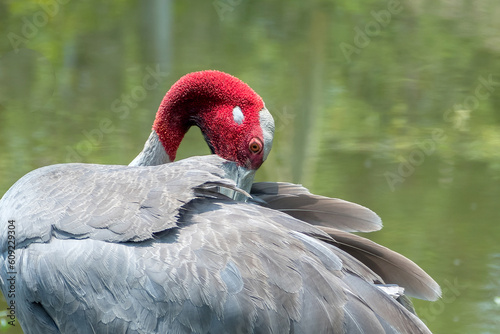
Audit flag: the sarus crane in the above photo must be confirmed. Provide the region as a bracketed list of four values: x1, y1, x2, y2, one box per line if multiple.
[0, 70, 440, 333]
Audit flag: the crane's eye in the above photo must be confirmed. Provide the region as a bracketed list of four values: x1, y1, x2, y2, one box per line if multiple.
[249, 138, 263, 154]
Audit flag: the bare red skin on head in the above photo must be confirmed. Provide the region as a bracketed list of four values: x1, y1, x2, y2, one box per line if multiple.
[153, 70, 265, 169]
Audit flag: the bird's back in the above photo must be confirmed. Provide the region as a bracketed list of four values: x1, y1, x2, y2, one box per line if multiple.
[1, 155, 432, 333]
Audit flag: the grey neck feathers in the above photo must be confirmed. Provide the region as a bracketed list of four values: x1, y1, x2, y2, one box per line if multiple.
[129, 131, 170, 166]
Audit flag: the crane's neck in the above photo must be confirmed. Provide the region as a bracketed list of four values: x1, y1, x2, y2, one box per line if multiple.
[129, 89, 213, 167]
[129, 93, 220, 167]
[129, 130, 170, 166]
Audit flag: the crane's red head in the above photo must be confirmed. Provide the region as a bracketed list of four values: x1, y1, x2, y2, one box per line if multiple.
[153, 70, 274, 170]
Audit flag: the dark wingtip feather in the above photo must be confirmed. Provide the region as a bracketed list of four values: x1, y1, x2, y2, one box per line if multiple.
[251, 182, 382, 233]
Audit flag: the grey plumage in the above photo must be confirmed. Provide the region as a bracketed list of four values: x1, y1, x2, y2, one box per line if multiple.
[0, 155, 435, 333]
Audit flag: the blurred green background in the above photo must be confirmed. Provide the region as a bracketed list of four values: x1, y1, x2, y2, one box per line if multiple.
[0, 0, 499, 333]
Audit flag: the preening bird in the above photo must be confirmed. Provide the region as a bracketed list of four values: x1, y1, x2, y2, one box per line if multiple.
[0, 71, 440, 333]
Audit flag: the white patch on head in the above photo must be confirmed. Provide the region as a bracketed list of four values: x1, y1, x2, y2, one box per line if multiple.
[232, 106, 244, 125]
[259, 106, 275, 162]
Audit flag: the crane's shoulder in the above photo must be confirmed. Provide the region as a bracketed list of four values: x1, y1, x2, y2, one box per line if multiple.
[0, 156, 238, 250]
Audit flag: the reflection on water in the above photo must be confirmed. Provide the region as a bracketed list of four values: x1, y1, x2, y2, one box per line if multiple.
[1, 1, 499, 333]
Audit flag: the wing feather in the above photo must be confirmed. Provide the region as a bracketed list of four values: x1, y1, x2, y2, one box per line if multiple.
[251, 182, 382, 232]
[319, 226, 441, 301]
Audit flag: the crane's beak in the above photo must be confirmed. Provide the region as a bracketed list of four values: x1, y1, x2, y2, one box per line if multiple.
[220, 160, 256, 201]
